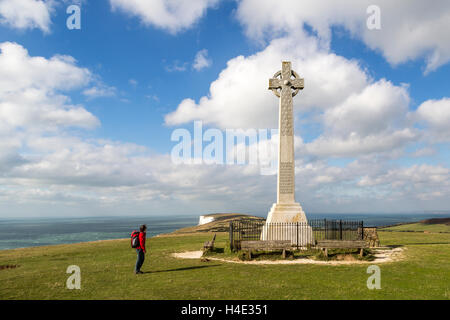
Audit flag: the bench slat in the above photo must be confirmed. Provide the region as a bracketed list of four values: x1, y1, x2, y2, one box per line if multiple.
[241, 240, 291, 250]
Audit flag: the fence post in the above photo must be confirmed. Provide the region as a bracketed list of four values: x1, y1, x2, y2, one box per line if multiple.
[360, 221, 364, 240]
[229, 221, 233, 251]
[339, 220, 343, 240]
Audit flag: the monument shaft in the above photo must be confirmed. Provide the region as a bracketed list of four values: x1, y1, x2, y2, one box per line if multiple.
[278, 63, 296, 204]
[266, 61, 307, 223]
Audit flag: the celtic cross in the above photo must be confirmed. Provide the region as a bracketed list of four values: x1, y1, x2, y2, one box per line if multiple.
[268, 61, 304, 204]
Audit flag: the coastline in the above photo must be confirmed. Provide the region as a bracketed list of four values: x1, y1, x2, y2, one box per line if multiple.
[0, 213, 448, 251]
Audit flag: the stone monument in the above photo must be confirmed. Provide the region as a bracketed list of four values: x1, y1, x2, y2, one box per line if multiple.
[262, 61, 313, 245]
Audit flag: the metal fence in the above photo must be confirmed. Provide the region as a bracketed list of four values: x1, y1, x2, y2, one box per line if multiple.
[229, 219, 364, 251]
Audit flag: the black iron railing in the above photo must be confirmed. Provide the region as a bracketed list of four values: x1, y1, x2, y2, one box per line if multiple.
[229, 219, 364, 251]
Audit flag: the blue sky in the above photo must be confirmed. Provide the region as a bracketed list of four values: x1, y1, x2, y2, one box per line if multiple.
[0, 0, 449, 217]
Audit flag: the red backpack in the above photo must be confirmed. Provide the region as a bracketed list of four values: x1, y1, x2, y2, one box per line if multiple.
[131, 230, 140, 248]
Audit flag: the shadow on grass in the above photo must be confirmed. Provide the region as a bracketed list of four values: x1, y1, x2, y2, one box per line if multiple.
[0, 265, 20, 271]
[144, 265, 221, 274]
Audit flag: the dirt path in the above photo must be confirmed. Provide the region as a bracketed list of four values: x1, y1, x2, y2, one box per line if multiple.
[172, 251, 204, 259]
[172, 247, 405, 265]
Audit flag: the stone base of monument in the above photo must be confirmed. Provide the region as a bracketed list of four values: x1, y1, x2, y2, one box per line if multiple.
[266, 203, 307, 223]
[261, 203, 315, 247]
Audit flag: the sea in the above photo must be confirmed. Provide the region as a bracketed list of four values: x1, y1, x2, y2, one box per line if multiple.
[0, 213, 447, 251]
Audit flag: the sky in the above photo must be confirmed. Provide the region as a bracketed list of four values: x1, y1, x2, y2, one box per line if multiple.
[0, 0, 449, 218]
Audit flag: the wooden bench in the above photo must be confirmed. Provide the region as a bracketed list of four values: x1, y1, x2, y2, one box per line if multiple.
[241, 240, 292, 259]
[203, 234, 216, 252]
[316, 240, 368, 257]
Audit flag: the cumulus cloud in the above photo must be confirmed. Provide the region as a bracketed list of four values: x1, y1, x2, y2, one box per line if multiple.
[415, 98, 450, 142]
[236, 0, 450, 73]
[193, 49, 212, 71]
[0, 0, 54, 33]
[323, 80, 410, 136]
[304, 129, 418, 158]
[109, 0, 218, 34]
[165, 35, 420, 158]
[8, 125, 447, 216]
[160, 25, 449, 212]
[0, 41, 274, 216]
[165, 35, 368, 129]
[302, 80, 419, 157]
[357, 164, 450, 200]
[0, 42, 98, 130]
[1, 15, 448, 216]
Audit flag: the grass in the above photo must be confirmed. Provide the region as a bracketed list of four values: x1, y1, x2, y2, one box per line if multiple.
[380, 222, 450, 233]
[0, 231, 449, 300]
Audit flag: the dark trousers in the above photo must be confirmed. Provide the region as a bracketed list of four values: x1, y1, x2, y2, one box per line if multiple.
[135, 249, 145, 272]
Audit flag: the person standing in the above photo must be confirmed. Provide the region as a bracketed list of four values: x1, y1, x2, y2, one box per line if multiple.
[135, 224, 147, 274]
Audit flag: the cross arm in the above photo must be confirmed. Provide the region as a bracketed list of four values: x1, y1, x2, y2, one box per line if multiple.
[269, 78, 283, 90]
[290, 78, 304, 90]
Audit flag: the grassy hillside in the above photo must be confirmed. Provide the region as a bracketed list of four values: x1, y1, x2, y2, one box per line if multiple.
[380, 218, 450, 233]
[0, 230, 449, 300]
[169, 213, 264, 234]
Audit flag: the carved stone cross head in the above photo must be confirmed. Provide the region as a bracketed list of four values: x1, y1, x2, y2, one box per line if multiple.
[268, 61, 304, 98]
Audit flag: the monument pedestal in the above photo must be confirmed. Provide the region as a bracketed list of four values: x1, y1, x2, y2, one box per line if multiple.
[262, 203, 313, 247]
[266, 202, 307, 223]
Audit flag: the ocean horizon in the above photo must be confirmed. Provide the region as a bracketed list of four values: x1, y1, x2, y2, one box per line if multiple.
[0, 212, 447, 251]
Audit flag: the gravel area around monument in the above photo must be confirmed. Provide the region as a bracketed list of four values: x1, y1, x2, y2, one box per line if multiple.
[172, 247, 405, 265]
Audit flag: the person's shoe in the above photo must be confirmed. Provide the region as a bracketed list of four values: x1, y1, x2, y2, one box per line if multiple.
[135, 271, 143, 274]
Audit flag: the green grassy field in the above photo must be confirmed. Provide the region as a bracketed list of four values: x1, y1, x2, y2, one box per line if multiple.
[0, 230, 449, 300]
[381, 222, 450, 233]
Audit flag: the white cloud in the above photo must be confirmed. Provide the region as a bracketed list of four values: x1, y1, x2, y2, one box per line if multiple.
[357, 164, 450, 200]
[0, 26, 448, 216]
[0, 0, 54, 33]
[165, 35, 368, 129]
[83, 85, 116, 99]
[193, 49, 212, 71]
[323, 80, 410, 137]
[0, 42, 90, 93]
[302, 80, 419, 157]
[109, 0, 218, 34]
[303, 129, 418, 158]
[165, 60, 188, 72]
[5, 133, 449, 216]
[415, 98, 450, 142]
[165, 34, 420, 158]
[158, 23, 450, 214]
[0, 42, 98, 130]
[236, 0, 450, 73]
